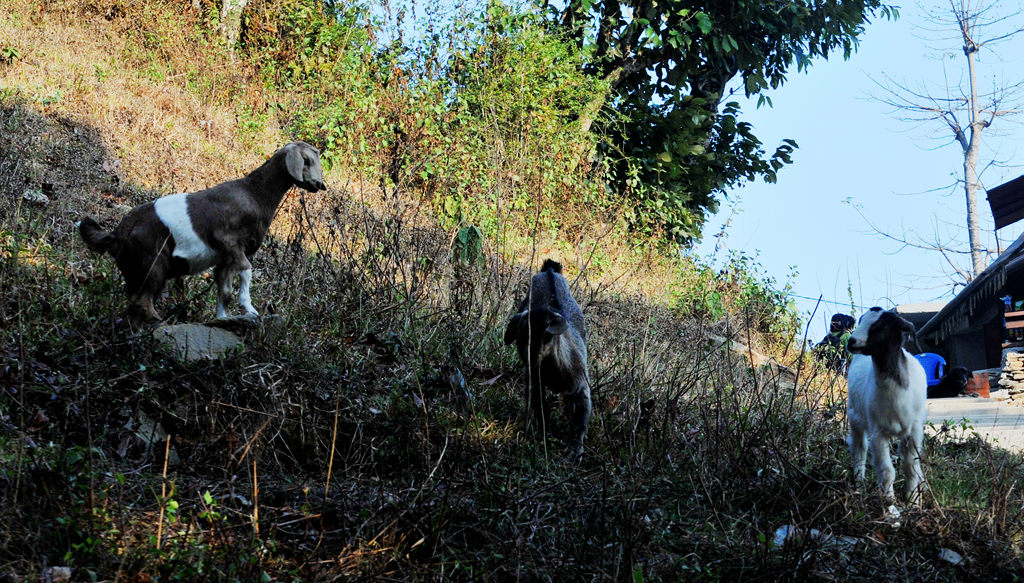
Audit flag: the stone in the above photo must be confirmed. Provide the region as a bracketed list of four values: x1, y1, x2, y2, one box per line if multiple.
[772, 525, 865, 550]
[206, 313, 286, 345]
[41, 566, 71, 583]
[939, 548, 964, 566]
[153, 323, 244, 361]
[124, 411, 179, 465]
[22, 189, 49, 205]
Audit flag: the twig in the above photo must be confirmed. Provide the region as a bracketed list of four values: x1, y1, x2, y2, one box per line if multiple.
[156, 433, 171, 550]
[252, 457, 260, 539]
[323, 385, 342, 508]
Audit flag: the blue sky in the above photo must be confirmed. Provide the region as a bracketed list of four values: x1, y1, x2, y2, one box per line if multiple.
[693, 1, 1024, 342]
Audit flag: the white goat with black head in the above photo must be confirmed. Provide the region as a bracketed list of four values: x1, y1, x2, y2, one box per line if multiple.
[504, 260, 591, 460]
[78, 142, 325, 324]
[846, 307, 927, 503]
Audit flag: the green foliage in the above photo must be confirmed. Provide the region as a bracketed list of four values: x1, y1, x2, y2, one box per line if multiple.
[451, 225, 485, 266]
[433, 3, 608, 230]
[549, 0, 897, 241]
[239, 0, 378, 171]
[1, 45, 20, 64]
[670, 251, 798, 347]
[236, 0, 892, 245]
[241, 0, 609, 240]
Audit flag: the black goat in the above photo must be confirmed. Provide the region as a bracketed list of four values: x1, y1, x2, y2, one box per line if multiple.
[504, 259, 591, 460]
[929, 366, 970, 399]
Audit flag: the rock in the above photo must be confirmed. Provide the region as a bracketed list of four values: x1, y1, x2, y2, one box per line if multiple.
[709, 334, 769, 366]
[153, 323, 244, 361]
[206, 313, 286, 345]
[772, 525, 865, 551]
[772, 524, 800, 548]
[22, 189, 50, 205]
[124, 411, 179, 465]
[448, 366, 474, 409]
[939, 548, 964, 566]
[708, 334, 797, 385]
[41, 566, 72, 583]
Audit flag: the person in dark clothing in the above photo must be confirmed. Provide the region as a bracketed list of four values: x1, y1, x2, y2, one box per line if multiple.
[815, 313, 856, 372]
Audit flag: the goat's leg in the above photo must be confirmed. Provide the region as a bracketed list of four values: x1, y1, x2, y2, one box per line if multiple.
[121, 252, 164, 323]
[850, 425, 868, 484]
[127, 292, 162, 326]
[563, 382, 591, 460]
[236, 257, 258, 316]
[900, 427, 925, 504]
[869, 435, 896, 502]
[126, 276, 164, 323]
[213, 265, 235, 319]
[525, 369, 548, 436]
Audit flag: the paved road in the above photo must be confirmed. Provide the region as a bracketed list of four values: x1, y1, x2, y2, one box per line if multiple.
[926, 394, 1024, 451]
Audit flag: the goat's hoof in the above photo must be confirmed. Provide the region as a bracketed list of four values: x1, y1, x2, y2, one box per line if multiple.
[563, 446, 583, 464]
[216, 313, 259, 324]
[883, 504, 902, 527]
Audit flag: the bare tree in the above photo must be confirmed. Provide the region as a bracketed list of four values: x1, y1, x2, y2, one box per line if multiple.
[872, 0, 1024, 280]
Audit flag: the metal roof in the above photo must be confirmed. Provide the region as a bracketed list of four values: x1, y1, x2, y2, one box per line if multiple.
[988, 174, 1024, 230]
[918, 232, 1024, 342]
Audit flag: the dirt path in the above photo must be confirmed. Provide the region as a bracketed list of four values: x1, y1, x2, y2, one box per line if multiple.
[927, 394, 1024, 451]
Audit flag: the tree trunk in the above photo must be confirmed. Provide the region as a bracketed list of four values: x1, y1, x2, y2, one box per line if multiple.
[220, 0, 247, 50]
[964, 141, 985, 276]
[963, 29, 986, 277]
[578, 68, 623, 135]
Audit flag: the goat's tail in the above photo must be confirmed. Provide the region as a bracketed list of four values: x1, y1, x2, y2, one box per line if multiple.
[78, 217, 117, 255]
[540, 259, 562, 273]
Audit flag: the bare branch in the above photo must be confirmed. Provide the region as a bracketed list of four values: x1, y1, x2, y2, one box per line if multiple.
[866, 0, 1024, 280]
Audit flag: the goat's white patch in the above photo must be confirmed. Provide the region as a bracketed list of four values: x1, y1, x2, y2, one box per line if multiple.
[849, 307, 884, 348]
[153, 193, 218, 273]
[238, 268, 258, 315]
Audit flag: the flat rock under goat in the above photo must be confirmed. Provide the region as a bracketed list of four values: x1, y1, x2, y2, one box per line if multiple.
[78, 141, 325, 323]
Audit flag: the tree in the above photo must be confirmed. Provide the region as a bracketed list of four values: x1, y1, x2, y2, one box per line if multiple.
[872, 0, 1024, 279]
[544, 0, 898, 242]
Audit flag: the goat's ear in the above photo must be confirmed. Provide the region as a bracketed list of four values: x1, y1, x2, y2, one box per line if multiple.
[546, 312, 569, 335]
[504, 314, 522, 345]
[895, 314, 915, 334]
[284, 144, 305, 184]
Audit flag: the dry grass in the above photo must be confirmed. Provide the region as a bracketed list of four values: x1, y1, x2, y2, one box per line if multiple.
[1, 0, 279, 193]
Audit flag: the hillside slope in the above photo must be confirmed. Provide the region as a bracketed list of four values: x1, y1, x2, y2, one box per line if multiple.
[2, 1, 1024, 581]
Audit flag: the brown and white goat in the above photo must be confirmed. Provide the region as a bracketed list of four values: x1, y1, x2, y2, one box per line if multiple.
[79, 141, 325, 323]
